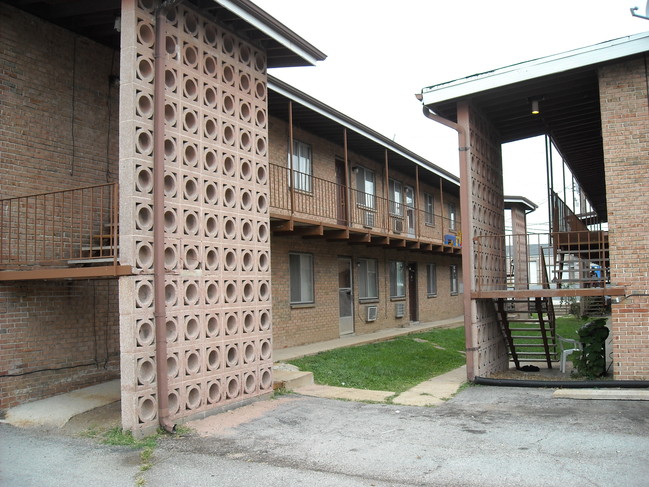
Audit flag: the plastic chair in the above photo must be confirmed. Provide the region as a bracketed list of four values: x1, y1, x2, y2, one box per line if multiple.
[557, 336, 582, 373]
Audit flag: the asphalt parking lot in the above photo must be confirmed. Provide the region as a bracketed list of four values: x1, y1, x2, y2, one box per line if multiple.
[2, 385, 648, 487]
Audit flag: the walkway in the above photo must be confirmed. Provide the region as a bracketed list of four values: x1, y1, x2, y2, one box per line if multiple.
[273, 315, 468, 406]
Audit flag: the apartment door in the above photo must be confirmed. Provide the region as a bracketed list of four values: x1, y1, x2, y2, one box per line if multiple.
[335, 159, 348, 225]
[408, 262, 419, 322]
[338, 257, 354, 335]
[405, 185, 416, 236]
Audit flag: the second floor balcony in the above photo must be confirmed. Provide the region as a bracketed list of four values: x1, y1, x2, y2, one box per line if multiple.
[269, 163, 461, 254]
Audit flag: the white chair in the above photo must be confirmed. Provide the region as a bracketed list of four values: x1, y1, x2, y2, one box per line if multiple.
[557, 336, 582, 373]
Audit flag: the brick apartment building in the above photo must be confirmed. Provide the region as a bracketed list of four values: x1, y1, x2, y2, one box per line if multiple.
[266, 76, 463, 349]
[418, 32, 649, 380]
[0, 0, 462, 435]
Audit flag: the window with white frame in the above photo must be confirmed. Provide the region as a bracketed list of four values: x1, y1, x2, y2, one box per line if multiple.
[389, 261, 406, 298]
[289, 139, 312, 192]
[389, 179, 403, 215]
[426, 263, 437, 296]
[289, 252, 314, 304]
[358, 258, 378, 299]
[355, 166, 375, 209]
[424, 193, 435, 225]
[450, 264, 458, 295]
[448, 202, 457, 231]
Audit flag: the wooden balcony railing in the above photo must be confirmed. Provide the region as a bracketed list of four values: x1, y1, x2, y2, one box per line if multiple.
[269, 163, 461, 248]
[472, 231, 618, 297]
[0, 183, 119, 269]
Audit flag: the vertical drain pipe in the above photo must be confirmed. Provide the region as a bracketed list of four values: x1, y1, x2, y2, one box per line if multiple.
[420, 104, 476, 380]
[153, 1, 176, 434]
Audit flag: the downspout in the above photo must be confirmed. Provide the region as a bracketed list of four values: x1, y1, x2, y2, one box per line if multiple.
[153, 0, 179, 434]
[421, 104, 476, 381]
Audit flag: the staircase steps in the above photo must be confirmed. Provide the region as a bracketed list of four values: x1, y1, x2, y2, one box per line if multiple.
[494, 297, 557, 369]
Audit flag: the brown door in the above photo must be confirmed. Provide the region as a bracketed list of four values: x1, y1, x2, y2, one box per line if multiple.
[408, 262, 419, 322]
[335, 159, 347, 225]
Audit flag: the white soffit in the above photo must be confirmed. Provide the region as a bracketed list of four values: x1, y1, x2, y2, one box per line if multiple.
[421, 31, 649, 105]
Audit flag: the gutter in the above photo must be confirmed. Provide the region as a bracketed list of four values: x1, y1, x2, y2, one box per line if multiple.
[420, 104, 475, 381]
[153, 0, 181, 434]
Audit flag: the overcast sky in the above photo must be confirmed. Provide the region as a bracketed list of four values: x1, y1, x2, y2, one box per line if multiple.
[254, 0, 648, 230]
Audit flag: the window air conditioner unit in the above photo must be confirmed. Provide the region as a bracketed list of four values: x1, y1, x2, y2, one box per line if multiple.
[392, 218, 403, 234]
[366, 305, 378, 322]
[363, 211, 375, 228]
[395, 302, 405, 318]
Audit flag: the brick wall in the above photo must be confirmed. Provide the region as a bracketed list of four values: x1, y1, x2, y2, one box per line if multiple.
[599, 57, 649, 380]
[271, 235, 463, 349]
[0, 6, 121, 411]
[0, 5, 119, 197]
[0, 280, 120, 410]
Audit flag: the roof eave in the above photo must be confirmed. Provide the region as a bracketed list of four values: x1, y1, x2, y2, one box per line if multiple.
[420, 31, 649, 106]
[268, 75, 460, 187]
[216, 0, 327, 67]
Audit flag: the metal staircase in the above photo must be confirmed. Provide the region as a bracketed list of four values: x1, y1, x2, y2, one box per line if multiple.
[494, 297, 557, 369]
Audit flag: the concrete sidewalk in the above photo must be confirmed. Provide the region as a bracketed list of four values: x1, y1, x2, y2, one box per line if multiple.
[273, 316, 468, 405]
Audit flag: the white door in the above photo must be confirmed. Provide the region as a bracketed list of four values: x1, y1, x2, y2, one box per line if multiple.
[338, 257, 354, 335]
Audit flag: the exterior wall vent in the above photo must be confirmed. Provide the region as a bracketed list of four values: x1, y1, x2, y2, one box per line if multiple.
[366, 305, 378, 322]
[395, 302, 405, 318]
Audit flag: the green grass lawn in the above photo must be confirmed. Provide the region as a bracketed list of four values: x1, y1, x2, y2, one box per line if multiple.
[288, 326, 466, 393]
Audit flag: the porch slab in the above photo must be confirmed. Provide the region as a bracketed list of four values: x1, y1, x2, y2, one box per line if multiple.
[553, 389, 649, 401]
[3, 380, 120, 428]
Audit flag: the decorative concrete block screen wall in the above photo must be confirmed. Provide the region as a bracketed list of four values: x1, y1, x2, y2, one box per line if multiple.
[119, 0, 272, 432]
[458, 102, 508, 378]
[599, 58, 649, 380]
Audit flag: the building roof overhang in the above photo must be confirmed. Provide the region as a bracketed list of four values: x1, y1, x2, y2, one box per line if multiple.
[504, 196, 538, 213]
[5, 0, 326, 68]
[419, 32, 649, 222]
[268, 75, 461, 196]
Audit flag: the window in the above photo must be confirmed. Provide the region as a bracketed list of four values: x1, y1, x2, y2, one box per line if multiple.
[424, 193, 435, 225]
[389, 261, 406, 298]
[389, 179, 403, 215]
[289, 139, 312, 192]
[450, 264, 458, 295]
[289, 253, 314, 304]
[448, 202, 457, 231]
[358, 258, 378, 299]
[355, 166, 375, 209]
[426, 263, 437, 296]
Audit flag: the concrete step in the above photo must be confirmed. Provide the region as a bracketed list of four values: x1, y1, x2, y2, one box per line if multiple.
[272, 366, 314, 390]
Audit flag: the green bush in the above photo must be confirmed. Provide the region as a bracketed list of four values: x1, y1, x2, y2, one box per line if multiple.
[574, 318, 609, 378]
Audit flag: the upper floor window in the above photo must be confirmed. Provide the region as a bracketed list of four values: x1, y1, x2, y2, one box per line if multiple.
[358, 258, 378, 299]
[389, 179, 403, 216]
[448, 202, 457, 231]
[355, 166, 375, 209]
[389, 260, 406, 298]
[289, 252, 314, 304]
[424, 193, 435, 225]
[289, 139, 312, 192]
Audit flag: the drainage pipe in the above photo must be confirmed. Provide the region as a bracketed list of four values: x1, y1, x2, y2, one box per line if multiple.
[475, 376, 649, 388]
[421, 104, 475, 381]
[153, 0, 180, 434]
